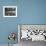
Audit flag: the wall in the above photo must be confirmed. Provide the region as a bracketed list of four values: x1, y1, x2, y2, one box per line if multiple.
[0, 0, 18, 44]
[0, 0, 46, 44]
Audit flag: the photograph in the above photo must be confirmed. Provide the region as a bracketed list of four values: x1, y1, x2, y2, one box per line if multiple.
[3, 6, 17, 17]
[18, 25, 46, 46]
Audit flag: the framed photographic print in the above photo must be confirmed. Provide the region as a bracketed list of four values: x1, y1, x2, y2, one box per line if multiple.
[3, 6, 17, 17]
[18, 24, 46, 42]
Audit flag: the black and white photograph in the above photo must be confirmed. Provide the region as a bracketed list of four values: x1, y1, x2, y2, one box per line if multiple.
[18, 25, 46, 46]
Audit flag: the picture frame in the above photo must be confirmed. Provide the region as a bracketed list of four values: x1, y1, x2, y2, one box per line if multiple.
[18, 24, 46, 42]
[3, 6, 17, 17]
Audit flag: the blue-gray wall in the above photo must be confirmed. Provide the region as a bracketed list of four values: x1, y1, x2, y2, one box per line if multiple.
[0, 0, 46, 44]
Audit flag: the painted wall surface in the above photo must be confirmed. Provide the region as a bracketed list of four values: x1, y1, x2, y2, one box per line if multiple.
[0, 0, 46, 44]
